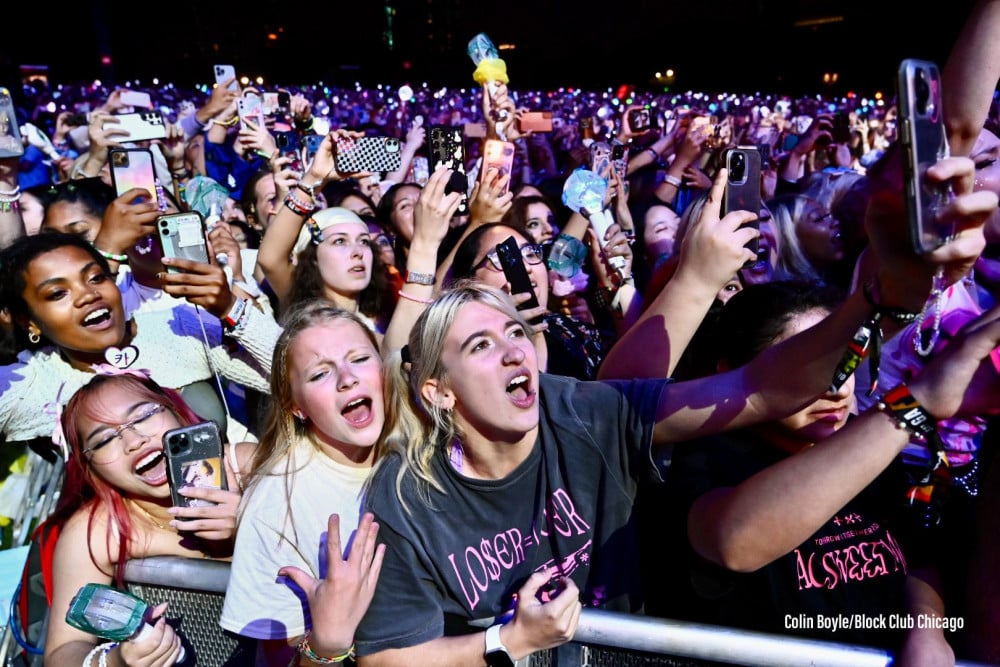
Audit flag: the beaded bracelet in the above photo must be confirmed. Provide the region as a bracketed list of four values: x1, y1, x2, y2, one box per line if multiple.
[83, 641, 119, 667]
[95, 247, 129, 263]
[297, 632, 355, 664]
[663, 173, 683, 188]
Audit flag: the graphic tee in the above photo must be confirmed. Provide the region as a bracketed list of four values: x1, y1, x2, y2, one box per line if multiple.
[356, 374, 670, 655]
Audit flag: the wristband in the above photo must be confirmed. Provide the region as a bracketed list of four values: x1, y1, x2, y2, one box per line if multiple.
[222, 298, 248, 330]
[404, 270, 435, 286]
[297, 632, 355, 664]
[663, 173, 683, 188]
[876, 384, 947, 461]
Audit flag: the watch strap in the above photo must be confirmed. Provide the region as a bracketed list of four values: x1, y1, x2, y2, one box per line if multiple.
[484, 624, 515, 667]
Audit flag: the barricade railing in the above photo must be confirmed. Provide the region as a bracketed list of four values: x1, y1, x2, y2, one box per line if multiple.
[117, 556, 998, 667]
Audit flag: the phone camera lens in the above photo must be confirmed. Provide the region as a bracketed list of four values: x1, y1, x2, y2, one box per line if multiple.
[916, 69, 931, 115]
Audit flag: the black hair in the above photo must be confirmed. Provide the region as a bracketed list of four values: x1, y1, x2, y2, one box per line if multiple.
[40, 178, 115, 228]
[449, 222, 532, 284]
[714, 280, 846, 369]
[0, 232, 112, 348]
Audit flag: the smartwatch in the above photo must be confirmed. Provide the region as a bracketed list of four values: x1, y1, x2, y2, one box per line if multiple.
[484, 624, 515, 667]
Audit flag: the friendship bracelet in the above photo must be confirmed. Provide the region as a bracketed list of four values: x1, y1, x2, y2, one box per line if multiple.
[297, 632, 355, 664]
[0, 184, 21, 197]
[95, 247, 129, 263]
[284, 193, 313, 217]
[83, 641, 118, 667]
[397, 290, 435, 305]
[212, 116, 239, 127]
[663, 173, 683, 188]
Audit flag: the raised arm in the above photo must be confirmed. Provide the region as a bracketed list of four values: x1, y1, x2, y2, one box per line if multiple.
[943, 0, 1000, 157]
[256, 132, 343, 304]
[687, 297, 1000, 572]
[381, 165, 463, 355]
[652, 154, 996, 446]
[598, 169, 758, 380]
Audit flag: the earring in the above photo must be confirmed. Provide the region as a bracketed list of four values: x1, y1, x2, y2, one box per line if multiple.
[28, 331, 40, 344]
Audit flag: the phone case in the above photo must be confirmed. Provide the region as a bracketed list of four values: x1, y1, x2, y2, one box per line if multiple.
[163, 421, 227, 509]
[304, 134, 324, 161]
[589, 141, 612, 178]
[119, 90, 152, 109]
[0, 87, 24, 159]
[832, 111, 852, 144]
[482, 140, 516, 194]
[496, 236, 540, 314]
[428, 126, 469, 214]
[518, 112, 553, 133]
[157, 212, 210, 273]
[334, 136, 403, 173]
[109, 148, 157, 201]
[104, 111, 166, 143]
[237, 96, 265, 131]
[628, 108, 651, 133]
[723, 147, 762, 262]
[213, 64, 239, 91]
[898, 59, 953, 254]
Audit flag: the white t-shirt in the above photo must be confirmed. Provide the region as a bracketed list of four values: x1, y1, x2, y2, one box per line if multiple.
[220, 436, 370, 640]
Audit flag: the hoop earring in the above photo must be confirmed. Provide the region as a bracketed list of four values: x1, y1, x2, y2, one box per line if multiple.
[28, 331, 40, 344]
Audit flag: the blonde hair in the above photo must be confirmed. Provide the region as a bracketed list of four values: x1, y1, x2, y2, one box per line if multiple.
[375, 281, 535, 513]
[242, 298, 382, 542]
[769, 194, 825, 282]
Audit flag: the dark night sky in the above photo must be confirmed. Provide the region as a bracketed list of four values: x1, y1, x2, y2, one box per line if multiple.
[4, 1, 977, 96]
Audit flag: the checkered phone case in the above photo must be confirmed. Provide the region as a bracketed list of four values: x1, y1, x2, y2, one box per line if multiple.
[334, 136, 402, 174]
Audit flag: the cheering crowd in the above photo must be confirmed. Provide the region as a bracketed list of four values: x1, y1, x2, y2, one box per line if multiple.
[3, 4, 1000, 666]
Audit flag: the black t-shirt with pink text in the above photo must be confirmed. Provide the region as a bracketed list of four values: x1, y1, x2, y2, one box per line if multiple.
[356, 373, 670, 656]
[660, 428, 910, 648]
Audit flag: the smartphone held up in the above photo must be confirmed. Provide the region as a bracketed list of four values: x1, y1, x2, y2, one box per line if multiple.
[163, 421, 228, 509]
[897, 58, 954, 254]
[723, 146, 762, 264]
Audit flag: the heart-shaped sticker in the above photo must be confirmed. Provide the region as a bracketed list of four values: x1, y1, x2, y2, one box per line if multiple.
[104, 345, 139, 369]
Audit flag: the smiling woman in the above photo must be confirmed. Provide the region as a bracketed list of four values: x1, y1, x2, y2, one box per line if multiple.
[0, 232, 272, 446]
[43, 371, 242, 667]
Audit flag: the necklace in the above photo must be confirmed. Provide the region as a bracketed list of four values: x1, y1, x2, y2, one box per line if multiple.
[128, 499, 171, 531]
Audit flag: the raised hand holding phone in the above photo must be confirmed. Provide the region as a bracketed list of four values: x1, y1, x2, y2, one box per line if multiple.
[722, 146, 762, 264]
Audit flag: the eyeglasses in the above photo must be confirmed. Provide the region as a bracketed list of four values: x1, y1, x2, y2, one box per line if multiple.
[476, 242, 545, 272]
[83, 403, 168, 464]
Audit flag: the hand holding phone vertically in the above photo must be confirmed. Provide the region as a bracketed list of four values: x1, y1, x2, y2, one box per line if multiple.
[898, 59, 955, 254]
